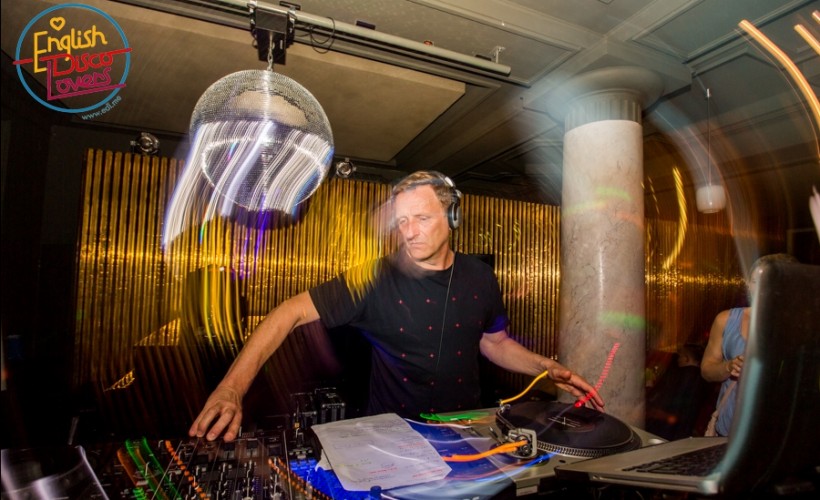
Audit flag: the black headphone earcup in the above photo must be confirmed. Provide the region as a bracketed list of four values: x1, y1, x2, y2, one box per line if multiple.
[448, 189, 462, 229]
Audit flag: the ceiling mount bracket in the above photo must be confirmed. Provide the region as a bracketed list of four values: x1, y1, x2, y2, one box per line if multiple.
[242, 0, 511, 75]
[250, 1, 295, 65]
[490, 46, 505, 64]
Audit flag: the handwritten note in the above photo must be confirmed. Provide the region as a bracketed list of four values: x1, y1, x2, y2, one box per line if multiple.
[311, 413, 452, 491]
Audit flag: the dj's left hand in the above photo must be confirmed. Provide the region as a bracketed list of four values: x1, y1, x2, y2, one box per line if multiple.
[546, 361, 605, 411]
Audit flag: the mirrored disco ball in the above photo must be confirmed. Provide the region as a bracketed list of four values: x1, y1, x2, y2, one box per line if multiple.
[189, 69, 334, 213]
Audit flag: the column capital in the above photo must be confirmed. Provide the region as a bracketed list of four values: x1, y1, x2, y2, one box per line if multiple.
[546, 66, 663, 131]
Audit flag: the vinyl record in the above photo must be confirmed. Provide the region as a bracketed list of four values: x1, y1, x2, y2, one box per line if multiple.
[496, 401, 641, 458]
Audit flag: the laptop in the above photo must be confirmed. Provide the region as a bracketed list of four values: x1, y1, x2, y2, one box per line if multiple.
[555, 260, 820, 496]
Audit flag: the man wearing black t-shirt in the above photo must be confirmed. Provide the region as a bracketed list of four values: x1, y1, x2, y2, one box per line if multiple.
[190, 171, 604, 442]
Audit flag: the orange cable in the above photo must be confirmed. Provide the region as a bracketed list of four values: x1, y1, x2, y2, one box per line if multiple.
[442, 440, 528, 462]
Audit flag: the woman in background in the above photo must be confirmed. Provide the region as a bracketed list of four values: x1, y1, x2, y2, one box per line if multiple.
[700, 253, 798, 437]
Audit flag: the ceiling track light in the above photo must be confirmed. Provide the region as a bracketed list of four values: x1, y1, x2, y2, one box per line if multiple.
[245, 0, 511, 75]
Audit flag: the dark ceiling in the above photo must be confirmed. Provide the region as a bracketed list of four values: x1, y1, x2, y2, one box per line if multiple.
[2, 0, 819, 230]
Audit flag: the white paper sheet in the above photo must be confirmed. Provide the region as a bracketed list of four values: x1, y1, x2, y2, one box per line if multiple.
[310, 413, 452, 491]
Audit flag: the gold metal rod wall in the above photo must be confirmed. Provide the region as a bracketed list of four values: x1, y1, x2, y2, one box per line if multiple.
[74, 149, 746, 420]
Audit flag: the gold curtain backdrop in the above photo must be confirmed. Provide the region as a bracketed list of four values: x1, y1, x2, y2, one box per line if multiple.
[74, 149, 744, 434]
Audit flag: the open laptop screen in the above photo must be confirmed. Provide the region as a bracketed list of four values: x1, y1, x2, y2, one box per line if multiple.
[719, 260, 819, 494]
[554, 261, 819, 496]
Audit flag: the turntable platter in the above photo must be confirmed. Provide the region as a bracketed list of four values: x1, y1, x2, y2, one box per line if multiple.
[496, 401, 641, 458]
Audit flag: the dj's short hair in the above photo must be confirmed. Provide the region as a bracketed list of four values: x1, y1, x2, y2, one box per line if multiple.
[391, 170, 457, 210]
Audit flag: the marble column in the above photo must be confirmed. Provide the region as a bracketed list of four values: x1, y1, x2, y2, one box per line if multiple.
[552, 67, 662, 427]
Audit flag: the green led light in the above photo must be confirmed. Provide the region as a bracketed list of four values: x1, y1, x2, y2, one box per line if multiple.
[419, 411, 488, 422]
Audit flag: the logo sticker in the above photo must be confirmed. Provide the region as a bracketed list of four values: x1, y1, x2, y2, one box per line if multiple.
[13, 3, 131, 116]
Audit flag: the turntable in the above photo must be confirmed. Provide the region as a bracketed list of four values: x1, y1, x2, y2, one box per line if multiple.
[437, 401, 664, 497]
[495, 401, 643, 458]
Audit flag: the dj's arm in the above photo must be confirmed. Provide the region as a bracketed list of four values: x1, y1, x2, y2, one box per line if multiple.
[480, 329, 604, 410]
[189, 291, 321, 441]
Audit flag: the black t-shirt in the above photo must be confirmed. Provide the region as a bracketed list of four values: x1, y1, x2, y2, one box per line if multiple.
[309, 251, 508, 419]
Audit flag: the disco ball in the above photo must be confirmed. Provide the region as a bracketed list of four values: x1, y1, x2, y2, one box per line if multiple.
[189, 69, 334, 213]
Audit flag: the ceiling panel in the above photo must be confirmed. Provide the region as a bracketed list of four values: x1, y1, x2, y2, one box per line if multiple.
[510, 0, 652, 34]
[636, 0, 811, 59]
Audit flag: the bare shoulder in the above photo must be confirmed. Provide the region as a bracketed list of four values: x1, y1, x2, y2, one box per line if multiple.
[713, 309, 732, 325]
[706, 309, 732, 344]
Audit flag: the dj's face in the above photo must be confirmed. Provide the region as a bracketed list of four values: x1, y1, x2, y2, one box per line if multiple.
[393, 185, 451, 269]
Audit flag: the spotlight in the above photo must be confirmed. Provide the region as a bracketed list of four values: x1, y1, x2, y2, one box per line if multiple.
[335, 158, 355, 178]
[131, 132, 160, 156]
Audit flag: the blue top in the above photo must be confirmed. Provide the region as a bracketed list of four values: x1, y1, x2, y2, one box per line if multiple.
[716, 307, 746, 436]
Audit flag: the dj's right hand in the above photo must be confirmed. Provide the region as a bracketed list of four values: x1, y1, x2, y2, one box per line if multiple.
[189, 385, 243, 442]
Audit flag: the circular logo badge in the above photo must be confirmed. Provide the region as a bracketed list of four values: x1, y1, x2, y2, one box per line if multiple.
[13, 3, 131, 114]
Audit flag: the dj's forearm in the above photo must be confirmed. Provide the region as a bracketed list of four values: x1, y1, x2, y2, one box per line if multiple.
[221, 291, 320, 391]
[480, 330, 546, 376]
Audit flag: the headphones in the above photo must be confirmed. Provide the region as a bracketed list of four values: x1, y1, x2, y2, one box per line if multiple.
[424, 172, 462, 230]
[437, 173, 463, 230]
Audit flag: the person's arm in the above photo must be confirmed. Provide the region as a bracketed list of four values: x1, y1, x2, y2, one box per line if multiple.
[700, 309, 740, 382]
[189, 291, 320, 441]
[479, 329, 605, 410]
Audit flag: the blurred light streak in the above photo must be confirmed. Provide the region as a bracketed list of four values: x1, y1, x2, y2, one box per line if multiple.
[599, 311, 646, 330]
[213, 122, 273, 217]
[651, 109, 725, 198]
[105, 370, 135, 391]
[596, 186, 632, 201]
[663, 167, 688, 270]
[163, 120, 332, 247]
[794, 24, 820, 55]
[162, 144, 206, 247]
[576, 342, 620, 407]
[563, 187, 633, 218]
[645, 177, 661, 218]
[739, 19, 820, 147]
[811, 186, 820, 237]
[562, 200, 608, 217]
[343, 259, 381, 303]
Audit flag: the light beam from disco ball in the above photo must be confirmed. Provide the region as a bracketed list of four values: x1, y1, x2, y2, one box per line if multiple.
[163, 69, 334, 245]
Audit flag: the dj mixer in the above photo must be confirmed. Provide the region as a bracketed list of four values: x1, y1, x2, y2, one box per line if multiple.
[87, 403, 662, 499]
[94, 421, 519, 499]
[93, 428, 365, 500]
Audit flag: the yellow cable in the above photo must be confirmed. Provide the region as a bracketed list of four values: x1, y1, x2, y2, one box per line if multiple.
[498, 370, 549, 405]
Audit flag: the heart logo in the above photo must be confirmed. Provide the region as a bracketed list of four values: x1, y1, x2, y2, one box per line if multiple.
[50, 17, 65, 31]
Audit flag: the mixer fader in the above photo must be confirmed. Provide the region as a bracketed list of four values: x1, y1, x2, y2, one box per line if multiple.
[98, 426, 339, 500]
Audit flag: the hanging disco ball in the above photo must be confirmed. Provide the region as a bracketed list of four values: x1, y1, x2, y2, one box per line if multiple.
[188, 69, 334, 214]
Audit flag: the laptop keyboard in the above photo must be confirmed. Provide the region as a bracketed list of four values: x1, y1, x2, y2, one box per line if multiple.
[624, 442, 728, 476]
